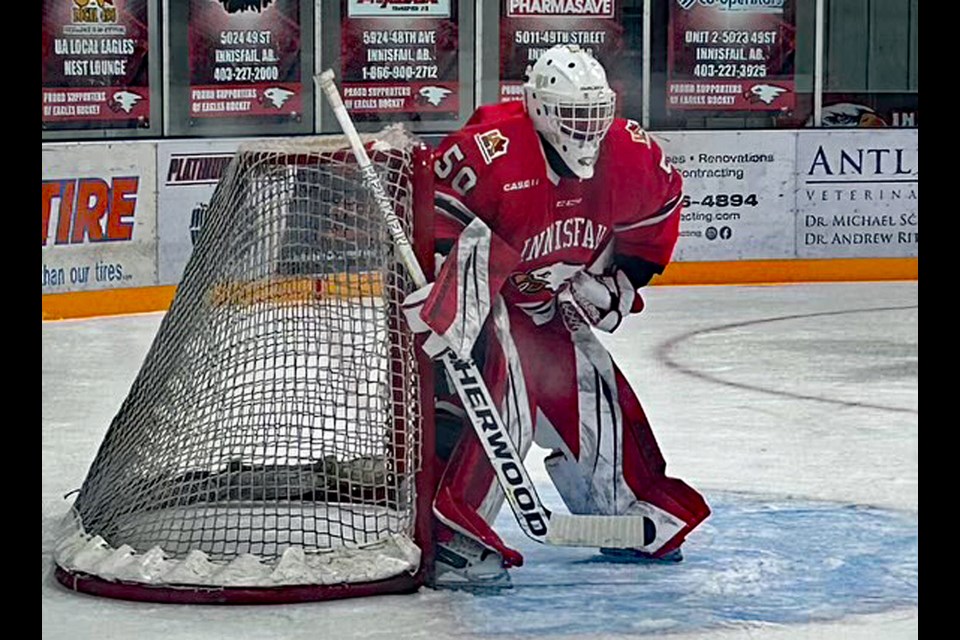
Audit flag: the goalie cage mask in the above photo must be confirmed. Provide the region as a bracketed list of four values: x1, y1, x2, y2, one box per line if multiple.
[524, 44, 616, 180]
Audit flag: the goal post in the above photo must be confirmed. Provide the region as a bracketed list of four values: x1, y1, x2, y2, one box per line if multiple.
[53, 126, 437, 604]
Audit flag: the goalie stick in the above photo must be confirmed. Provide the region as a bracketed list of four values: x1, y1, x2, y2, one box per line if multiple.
[316, 70, 676, 551]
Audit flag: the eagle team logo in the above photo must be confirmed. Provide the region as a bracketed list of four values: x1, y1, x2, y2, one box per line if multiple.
[110, 90, 143, 114]
[817, 103, 888, 128]
[475, 129, 510, 165]
[512, 262, 582, 295]
[418, 86, 452, 106]
[262, 87, 295, 109]
[746, 84, 788, 106]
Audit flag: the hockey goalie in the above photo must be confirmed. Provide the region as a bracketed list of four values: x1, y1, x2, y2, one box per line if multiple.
[402, 44, 711, 588]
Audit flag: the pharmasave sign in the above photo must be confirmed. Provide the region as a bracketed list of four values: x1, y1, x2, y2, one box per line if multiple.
[797, 131, 918, 259]
[506, 0, 615, 17]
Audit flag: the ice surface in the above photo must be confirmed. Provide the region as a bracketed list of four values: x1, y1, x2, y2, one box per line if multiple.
[42, 282, 918, 639]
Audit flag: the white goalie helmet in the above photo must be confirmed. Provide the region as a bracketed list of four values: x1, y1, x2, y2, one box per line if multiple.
[524, 45, 616, 179]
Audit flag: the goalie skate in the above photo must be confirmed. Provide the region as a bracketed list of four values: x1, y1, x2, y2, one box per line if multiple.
[433, 533, 513, 591]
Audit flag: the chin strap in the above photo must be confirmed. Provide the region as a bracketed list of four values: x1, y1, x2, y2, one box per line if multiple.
[538, 133, 579, 180]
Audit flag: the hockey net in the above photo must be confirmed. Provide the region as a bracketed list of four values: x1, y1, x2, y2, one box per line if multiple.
[54, 126, 436, 603]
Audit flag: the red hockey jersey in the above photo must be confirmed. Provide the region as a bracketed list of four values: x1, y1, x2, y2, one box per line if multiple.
[420, 101, 683, 357]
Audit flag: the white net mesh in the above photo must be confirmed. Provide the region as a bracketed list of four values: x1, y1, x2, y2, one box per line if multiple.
[55, 127, 426, 593]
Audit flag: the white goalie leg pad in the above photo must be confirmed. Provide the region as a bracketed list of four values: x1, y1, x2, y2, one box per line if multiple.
[544, 450, 687, 553]
[570, 328, 636, 515]
[544, 449, 595, 515]
[475, 298, 536, 525]
[544, 330, 689, 553]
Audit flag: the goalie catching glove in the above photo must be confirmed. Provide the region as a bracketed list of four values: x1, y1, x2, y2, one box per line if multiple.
[562, 269, 643, 333]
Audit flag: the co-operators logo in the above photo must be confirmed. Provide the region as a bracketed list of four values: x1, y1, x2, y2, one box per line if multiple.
[676, 0, 786, 11]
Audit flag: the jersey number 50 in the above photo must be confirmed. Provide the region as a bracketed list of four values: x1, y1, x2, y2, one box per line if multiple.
[434, 144, 477, 196]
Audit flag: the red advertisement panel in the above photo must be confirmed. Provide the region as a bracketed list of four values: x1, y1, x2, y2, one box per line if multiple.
[340, 0, 460, 120]
[499, 0, 624, 103]
[188, 0, 303, 120]
[41, 0, 151, 128]
[668, 0, 796, 112]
